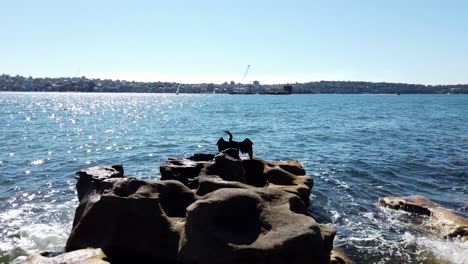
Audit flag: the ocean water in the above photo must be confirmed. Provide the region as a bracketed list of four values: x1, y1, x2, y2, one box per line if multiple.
[0, 92, 467, 263]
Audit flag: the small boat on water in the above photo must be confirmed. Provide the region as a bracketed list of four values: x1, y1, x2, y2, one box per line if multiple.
[176, 83, 180, 95]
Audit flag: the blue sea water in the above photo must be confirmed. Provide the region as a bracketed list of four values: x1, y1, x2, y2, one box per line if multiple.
[0, 92, 467, 263]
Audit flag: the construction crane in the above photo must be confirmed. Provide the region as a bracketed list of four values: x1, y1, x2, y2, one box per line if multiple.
[241, 65, 251, 84]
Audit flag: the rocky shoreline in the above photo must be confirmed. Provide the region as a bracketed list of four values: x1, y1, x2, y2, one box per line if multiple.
[26, 149, 349, 264]
[379, 195, 467, 240]
[24, 148, 467, 263]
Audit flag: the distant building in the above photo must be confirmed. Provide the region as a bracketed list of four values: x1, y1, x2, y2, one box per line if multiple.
[283, 85, 292, 94]
[253, 80, 261, 93]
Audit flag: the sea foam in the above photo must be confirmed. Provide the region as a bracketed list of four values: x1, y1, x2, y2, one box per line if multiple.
[7, 224, 68, 263]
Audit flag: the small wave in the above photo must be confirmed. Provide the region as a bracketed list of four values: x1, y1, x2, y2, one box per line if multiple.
[402, 232, 468, 264]
[6, 224, 68, 263]
[18, 224, 68, 251]
[30, 160, 44, 165]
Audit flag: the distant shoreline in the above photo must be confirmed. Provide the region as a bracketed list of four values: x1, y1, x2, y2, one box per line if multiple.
[1, 91, 466, 95]
[1, 74, 467, 94]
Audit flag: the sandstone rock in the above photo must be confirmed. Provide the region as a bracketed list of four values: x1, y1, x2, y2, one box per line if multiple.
[24, 248, 109, 264]
[379, 195, 468, 239]
[195, 174, 253, 196]
[179, 188, 335, 264]
[75, 165, 124, 202]
[330, 249, 354, 264]
[242, 158, 268, 187]
[188, 153, 215, 161]
[258, 160, 313, 204]
[267, 181, 312, 204]
[66, 176, 194, 263]
[159, 153, 214, 189]
[160, 152, 314, 204]
[203, 148, 247, 183]
[269, 160, 306, 176]
[160, 157, 208, 188]
[67, 153, 328, 263]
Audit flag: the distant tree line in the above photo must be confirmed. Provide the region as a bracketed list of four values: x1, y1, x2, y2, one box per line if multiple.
[1, 74, 467, 94]
[271, 81, 468, 94]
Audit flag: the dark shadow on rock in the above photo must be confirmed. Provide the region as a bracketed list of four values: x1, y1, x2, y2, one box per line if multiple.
[160, 157, 210, 189]
[242, 159, 268, 187]
[75, 165, 124, 202]
[203, 148, 246, 183]
[66, 174, 194, 264]
[188, 153, 215, 162]
[179, 188, 335, 264]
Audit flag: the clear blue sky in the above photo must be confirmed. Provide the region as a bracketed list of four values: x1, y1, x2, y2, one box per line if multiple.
[1, 0, 468, 84]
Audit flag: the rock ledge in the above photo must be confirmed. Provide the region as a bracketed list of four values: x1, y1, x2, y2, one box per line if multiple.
[379, 195, 468, 240]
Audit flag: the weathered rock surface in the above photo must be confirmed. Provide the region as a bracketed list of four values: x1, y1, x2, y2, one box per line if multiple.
[269, 160, 306, 175]
[195, 174, 253, 196]
[179, 188, 336, 264]
[24, 248, 109, 264]
[75, 165, 124, 202]
[330, 249, 354, 264]
[379, 195, 468, 240]
[66, 173, 194, 263]
[160, 149, 314, 204]
[263, 160, 313, 203]
[203, 148, 247, 183]
[61, 151, 335, 263]
[160, 154, 213, 188]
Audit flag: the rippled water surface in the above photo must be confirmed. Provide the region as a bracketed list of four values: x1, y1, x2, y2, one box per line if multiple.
[0, 92, 467, 263]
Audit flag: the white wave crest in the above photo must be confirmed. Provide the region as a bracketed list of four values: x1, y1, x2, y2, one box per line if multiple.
[30, 160, 44, 165]
[7, 224, 68, 263]
[402, 232, 468, 264]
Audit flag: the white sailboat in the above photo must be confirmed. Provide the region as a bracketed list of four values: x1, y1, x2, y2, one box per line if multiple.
[176, 83, 180, 95]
